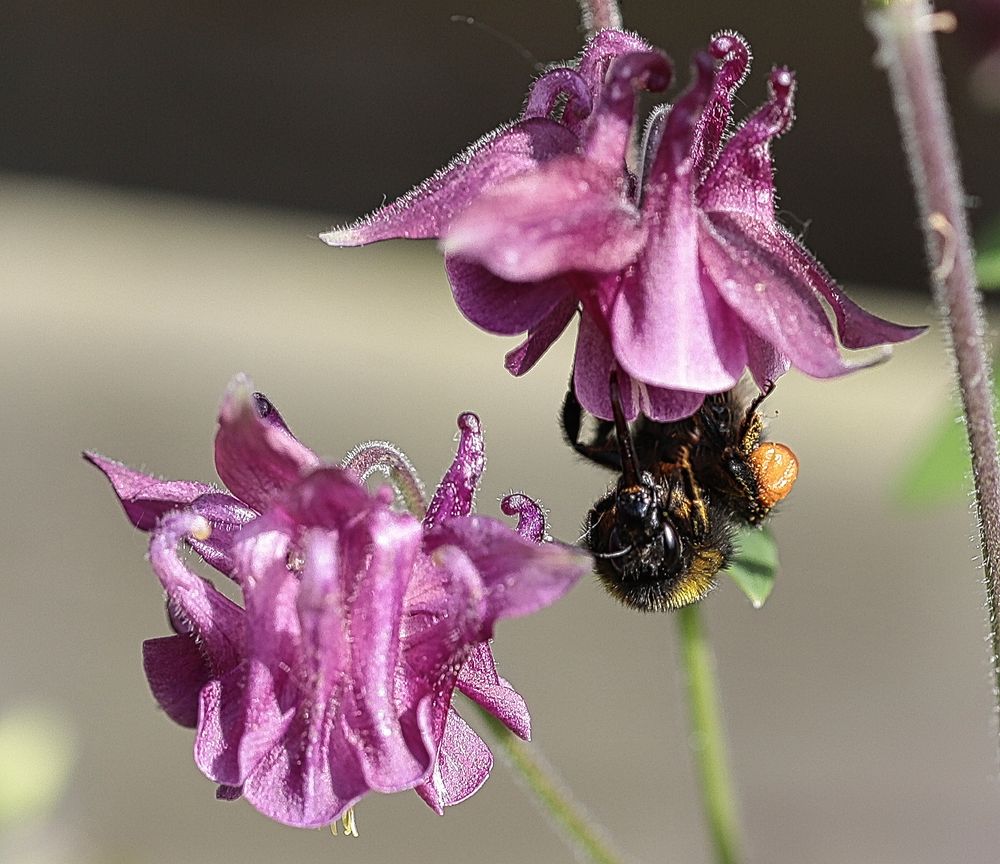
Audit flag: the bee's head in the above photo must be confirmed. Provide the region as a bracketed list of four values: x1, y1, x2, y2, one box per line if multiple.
[585, 472, 730, 611]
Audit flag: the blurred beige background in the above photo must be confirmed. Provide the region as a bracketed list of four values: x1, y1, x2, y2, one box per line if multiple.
[2, 173, 998, 864]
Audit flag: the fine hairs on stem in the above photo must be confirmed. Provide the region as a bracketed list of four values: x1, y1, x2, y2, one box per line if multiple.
[579, 0, 622, 33]
[867, 0, 1000, 743]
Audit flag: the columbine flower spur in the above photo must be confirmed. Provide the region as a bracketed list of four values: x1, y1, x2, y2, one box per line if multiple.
[322, 30, 924, 421]
[86, 375, 589, 827]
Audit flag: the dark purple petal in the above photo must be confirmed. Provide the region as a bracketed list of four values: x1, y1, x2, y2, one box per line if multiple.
[415, 708, 493, 814]
[457, 642, 531, 739]
[423, 516, 589, 624]
[447, 256, 576, 336]
[504, 295, 579, 377]
[689, 33, 752, 180]
[572, 312, 619, 420]
[424, 413, 486, 528]
[442, 156, 645, 282]
[188, 492, 258, 579]
[643, 51, 716, 192]
[216, 784, 243, 801]
[501, 493, 548, 544]
[577, 29, 655, 97]
[84, 452, 215, 531]
[320, 119, 578, 246]
[142, 634, 212, 728]
[766, 224, 928, 348]
[701, 212, 875, 377]
[583, 52, 672, 170]
[148, 511, 244, 674]
[523, 66, 592, 128]
[697, 67, 795, 223]
[214, 376, 320, 513]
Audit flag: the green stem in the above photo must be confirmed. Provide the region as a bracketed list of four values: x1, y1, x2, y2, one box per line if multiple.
[866, 0, 1000, 751]
[677, 605, 742, 864]
[476, 706, 625, 864]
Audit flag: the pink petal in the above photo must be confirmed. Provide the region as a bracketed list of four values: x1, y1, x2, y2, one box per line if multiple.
[447, 256, 576, 336]
[701, 212, 871, 378]
[631, 381, 705, 422]
[344, 509, 433, 793]
[578, 29, 655, 97]
[423, 413, 486, 528]
[767, 224, 927, 348]
[504, 295, 579, 377]
[240, 696, 368, 828]
[745, 330, 791, 392]
[214, 376, 320, 513]
[423, 516, 589, 624]
[689, 33, 752, 180]
[583, 51, 672, 170]
[187, 492, 258, 580]
[84, 452, 215, 531]
[457, 642, 530, 740]
[148, 512, 244, 674]
[571, 312, 618, 420]
[500, 493, 548, 544]
[442, 156, 645, 282]
[611, 179, 746, 392]
[697, 67, 795, 223]
[523, 67, 592, 127]
[194, 661, 293, 787]
[321, 118, 578, 246]
[414, 708, 493, 814]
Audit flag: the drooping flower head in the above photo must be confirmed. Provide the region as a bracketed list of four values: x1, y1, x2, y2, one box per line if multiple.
[86, 375, 589, 827]
[322, 31, 924, 421]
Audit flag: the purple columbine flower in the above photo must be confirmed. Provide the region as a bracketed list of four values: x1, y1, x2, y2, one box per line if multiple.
[85, 375, 588, 827]
[322, 31, 924, 421]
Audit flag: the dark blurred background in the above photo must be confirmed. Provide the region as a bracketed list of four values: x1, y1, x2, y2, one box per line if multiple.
[1, 0, 997, 288]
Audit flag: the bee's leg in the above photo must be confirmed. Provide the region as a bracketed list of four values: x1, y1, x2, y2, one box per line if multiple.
[739, 384, 773, 454]
[675, 446, 711, 539]
[561, 380, 622, 471]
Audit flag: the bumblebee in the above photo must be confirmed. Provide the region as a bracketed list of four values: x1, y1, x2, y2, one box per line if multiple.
[561, 376, 798, 611]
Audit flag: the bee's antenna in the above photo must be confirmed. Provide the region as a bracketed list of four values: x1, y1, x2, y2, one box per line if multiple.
[609, 373, 643, 488]
[594, 545, 634, 560]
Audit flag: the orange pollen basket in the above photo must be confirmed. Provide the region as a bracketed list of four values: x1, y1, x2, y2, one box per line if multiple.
[748, 442, 799, 509]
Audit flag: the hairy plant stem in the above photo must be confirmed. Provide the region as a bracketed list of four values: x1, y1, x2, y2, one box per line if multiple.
[579, 0, 622, 33]
[867, 0, 1000, 739]
[677, 605, 741, 864]
[476, 705, 625, 864]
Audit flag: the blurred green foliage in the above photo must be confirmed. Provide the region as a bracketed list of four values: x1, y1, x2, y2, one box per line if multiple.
[0, 705, 75, 828]
[978, 215, 1000, 289]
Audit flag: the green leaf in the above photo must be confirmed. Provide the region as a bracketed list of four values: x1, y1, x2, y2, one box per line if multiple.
[977, 214, 1000, 289]
[725, 528, 778, 608]
[895, 405, 971, 504]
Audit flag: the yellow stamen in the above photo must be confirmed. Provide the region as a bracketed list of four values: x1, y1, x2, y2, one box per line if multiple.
[189, 517, 212, 541]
